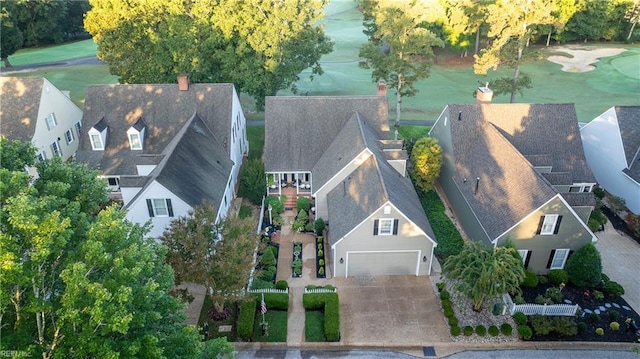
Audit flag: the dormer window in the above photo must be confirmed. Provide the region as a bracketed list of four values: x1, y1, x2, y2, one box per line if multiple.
[127, 118, 146, 150]
[88, 118, 108, 151]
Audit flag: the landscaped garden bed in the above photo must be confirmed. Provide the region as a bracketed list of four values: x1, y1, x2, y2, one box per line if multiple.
[315, 218, 326, 278]
[302, 286, 340, 342]
[292, 241, 302, 278]
[237, 291, 289, 342]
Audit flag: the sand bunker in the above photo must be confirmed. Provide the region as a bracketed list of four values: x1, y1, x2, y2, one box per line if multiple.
[547, 46, 627, 73]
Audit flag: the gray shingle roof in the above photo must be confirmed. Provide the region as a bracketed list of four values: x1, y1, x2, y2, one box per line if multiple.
[615, 106, 640, 183]
[76, 83, 235, 176]
[327, 117, 435, 245]
[542, 172, 572, 185]
[0, 77, 44, 141]
[561, 192, 596, 207]
[263, 96, 389, 172]
[447, 104, 559, 240]
[486, 103, 595, 183]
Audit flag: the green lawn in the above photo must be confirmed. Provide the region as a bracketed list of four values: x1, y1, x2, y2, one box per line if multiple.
[246, 126, 265, 160]
[198, 296, 238, 341]
[252, 310, 288, 342]
[5, 39, 98, 67]
[305, 310, 326, 342]
[397, 126, 430, 142]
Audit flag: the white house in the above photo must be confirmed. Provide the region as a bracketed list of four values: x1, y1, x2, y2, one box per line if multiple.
[581, 106, 640, 215]
[75, 76, 248, 237]
[1, 77, 83, 162]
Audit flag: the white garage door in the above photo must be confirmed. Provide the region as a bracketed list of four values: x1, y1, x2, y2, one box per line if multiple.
[346, 251, 419, 277]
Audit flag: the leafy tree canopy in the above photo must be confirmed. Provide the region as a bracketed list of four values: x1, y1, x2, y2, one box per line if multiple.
[409, 137, 443, 192]
[84, 0, 333, 109]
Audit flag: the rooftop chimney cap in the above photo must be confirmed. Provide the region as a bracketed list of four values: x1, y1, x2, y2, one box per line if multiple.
[178, 73, 190, 91]
[377, 79, 387, 96]
[476, 84, 493, 103]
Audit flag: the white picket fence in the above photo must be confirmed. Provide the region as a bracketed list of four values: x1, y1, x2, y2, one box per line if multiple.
[247, 287, 289, 294]
[304, 287, 337, 294]
[502, 293, 579, 316]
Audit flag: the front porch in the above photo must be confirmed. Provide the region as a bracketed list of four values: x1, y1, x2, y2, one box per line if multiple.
[266, 172, 313, 202]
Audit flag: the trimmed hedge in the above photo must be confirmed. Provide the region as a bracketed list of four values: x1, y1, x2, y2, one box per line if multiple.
[303, 292, 340, 342]
[548, 269, 568, 285]
[419, 190, 464, 259]
[238, 299, 257, 340]
[260, 293, 289, 310]
[522, 270, 539, 288]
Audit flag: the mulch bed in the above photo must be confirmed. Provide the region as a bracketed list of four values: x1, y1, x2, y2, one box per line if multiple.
[521, 283, 640, 342]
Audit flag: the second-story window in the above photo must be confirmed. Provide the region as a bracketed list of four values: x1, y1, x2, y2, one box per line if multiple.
[65, 129, 74, 144]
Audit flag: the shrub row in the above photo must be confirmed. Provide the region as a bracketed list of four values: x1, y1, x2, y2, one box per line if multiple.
[514, 313, 578, 338]
[418, 190, 463, 259]
[260, 293, 289, 310]
[303, 292, 340, 341]
[238, 299, 257, 340]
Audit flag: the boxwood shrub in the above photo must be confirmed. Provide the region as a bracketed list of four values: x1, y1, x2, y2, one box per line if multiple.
[488, 325, 499, 337]
[448, 316, 459, 327]
[548, 269, 569, 286]
[501, 323, 513, 336]
[463, 325, 473, 336]
[303, 292, 340, 341]
[440, 290, 450, 300]
[450, 325, 461, 336]
[275, 280, 289, 290]
[521, 270, 539, 288]
[513, 312, 528, 326]
[475, 325, 486, 336]
[238, 298, 257, 340]
[517, 325, 533, 340]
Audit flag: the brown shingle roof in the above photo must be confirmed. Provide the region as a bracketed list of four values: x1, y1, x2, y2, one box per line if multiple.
[0, 77, 44, 141]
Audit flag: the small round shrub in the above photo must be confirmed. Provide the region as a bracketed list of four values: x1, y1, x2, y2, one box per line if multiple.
[610, 321, 620, 331]
[513, 312, 528, 326]
[476, 325, 487, 336]
[522, 270, 539, 288]
[588, 312, 600, 324]
[440, 290, 450, 300]
[595, 327, 604, 336]
[436, 282, 446, 292]
[317, 243, 323, 250]
[577, 321, 587, 333]
[275, 280, 289, 290]
[538, 275, 548, 285]
[517, 325, 533, 340]
[534, 294, 546, 305]
[513, 294, 525, 304]
[545, 287, 564, 304]
[530, 315, 553, 336]
[565, 243, 602, 288]
[601, 273, 610, 283]
[444, 308, 454, 318]
[448, 316, 459, 327]
[608, 310, 620, 321]
[603, 280, 625, 297]
[441, 299, 453, 310]
[317, 249, 323, 257]
[488, 325, 499, 337]
[501, 323, 513, 336]
[463, 325, 473, 336]
[450, 326, 461, 336]
[319, 259, 325, 266]
[548, 269, 569, 285]
[318, 267, 325, 276]
[593, 290, 605, 300]
[552, 316, 577, 336]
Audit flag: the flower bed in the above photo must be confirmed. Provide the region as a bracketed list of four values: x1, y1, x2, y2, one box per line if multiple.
[292, 241, 302, 278]
[316, 236, 326, 278]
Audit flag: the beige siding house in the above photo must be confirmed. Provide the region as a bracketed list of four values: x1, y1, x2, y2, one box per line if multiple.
[1, 77, 83, 162]
[75, 76, 248, 238]
[430, 94, 597, 274]
[264, 95, 437, 278]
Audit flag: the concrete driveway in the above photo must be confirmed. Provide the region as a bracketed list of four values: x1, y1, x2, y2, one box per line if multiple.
[331, 275, 450, 346]
[595, 221, 640, 313]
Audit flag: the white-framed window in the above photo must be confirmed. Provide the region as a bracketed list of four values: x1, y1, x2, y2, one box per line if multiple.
[569, 184, 593, 193]
[374, 218, 397, 236]
[51, 141, 61, 157]
[517, 250, 529, 265]
[65, 129, 74, 144]
[146, 198, 173, 218]
[90, 134, 103, 150]
[107, 177, 119, 187]
[45, 113, 57, 129]
[75, 121, 82, 137]
[129, 133, 142, 150]
[540, 214, 559, 235]
[549, 248, 570, 269]
[36, 151, 46, 162]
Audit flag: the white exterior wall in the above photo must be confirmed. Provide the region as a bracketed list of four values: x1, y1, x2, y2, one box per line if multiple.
[121, 187, 143, 206]
[228, 87, 249, 198]
[126, 181, 191, 238]
[32, 79, 83, 161]
[217, 172, 236, 223]
[581, 107, 640, 214]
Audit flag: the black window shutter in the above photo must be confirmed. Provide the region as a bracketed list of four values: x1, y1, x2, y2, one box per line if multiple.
[393, 219, 399, 235]
[524, 251, 532, 269]
[536, 216, 545, 234]
[167, 199, 174, 217]
[546, 249, 556, 268]
[373, 219, 379, 235]
[567, 250, 574, 262]
[146, 199, 154, 217]
[553, 215, 563, 234]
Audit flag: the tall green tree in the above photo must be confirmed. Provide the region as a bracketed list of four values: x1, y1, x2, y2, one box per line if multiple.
[6, 0, 68, 47]
[238, 158, 266, 205]
[625, 0, 640, 40]
[359, 0, 444, 126]
[474, 0, 553, 103]
[442, 240, 526, 312]
[409, 137, 443, 192]
[1, 140, 200, 358]
[443, 0, 491, 56]
[565, 243, 602, 289]
[84, 0, 332, 109]
[161, 203, 258, 317]
[0, 7, 23, 67]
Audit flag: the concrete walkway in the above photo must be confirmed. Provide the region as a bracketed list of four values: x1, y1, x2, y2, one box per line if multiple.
[595, 221, 640, 313]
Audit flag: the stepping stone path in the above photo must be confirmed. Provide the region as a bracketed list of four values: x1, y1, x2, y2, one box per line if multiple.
[594, 309, 601, 314]
[613, 303, 621, 308]
[599, 306, 606, 311]
[564, 299, 572, 304]
[623, 305, 631, 311]
[584, 309, 592, 314]
[605, 303, 612, 308]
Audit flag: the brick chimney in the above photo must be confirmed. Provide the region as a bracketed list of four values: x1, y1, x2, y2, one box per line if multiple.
[178, 73, 190, 91]
[377, 79, 387, 96]
[476, 84, 493, 104]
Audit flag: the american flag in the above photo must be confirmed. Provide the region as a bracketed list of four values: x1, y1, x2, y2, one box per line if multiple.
[261, 293, 267, 315]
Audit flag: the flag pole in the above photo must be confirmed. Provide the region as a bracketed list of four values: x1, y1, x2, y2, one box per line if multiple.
[261, 293, 265, 324]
